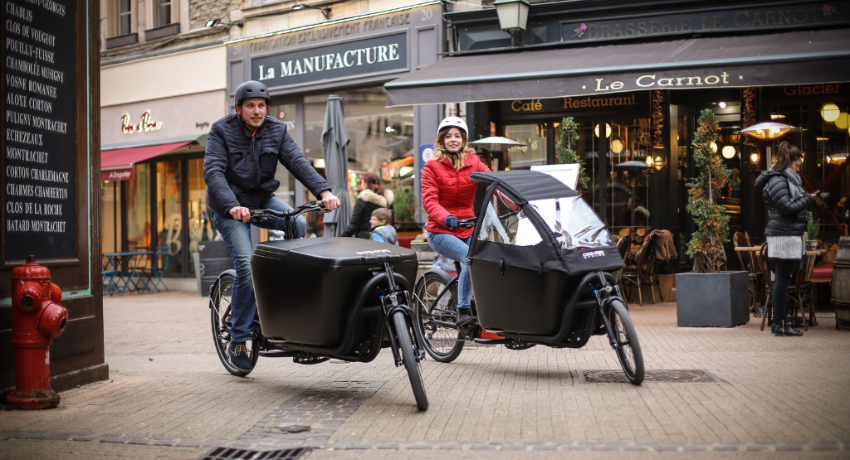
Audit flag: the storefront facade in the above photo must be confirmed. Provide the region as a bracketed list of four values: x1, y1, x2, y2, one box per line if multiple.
[100, 46, 227, 280]
[226, 1, 445, 234]
[387, 0, 850, 270]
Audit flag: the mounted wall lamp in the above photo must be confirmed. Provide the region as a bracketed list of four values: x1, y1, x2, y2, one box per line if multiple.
[204, 17, 243, 28]
[494, 0, 530, 45]
[292, 3, 332, 19]
[721, 145, 736, 159]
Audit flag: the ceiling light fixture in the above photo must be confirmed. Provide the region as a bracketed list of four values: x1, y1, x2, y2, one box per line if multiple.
[821, 103, 840, 122]
[718, 101, 727, 109]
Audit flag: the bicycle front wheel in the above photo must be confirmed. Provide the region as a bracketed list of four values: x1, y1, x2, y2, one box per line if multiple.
[607, 298, 644, 385]
[210, 273, 259, 377]
[393, 311, 428, 411]
[414, 272, 463, 363]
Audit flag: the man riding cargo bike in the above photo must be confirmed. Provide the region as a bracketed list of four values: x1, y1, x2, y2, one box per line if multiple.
[203, 80, 341, 371]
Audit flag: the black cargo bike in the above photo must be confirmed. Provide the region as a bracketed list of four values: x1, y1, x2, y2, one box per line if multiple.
[414, 170, 645, 385]
[208, 202, 429, 410]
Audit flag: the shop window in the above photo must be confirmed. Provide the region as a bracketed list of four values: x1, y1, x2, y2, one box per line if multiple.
[127, 164, 151, 251]
[815, 102, 850, 232]
[503, 124, 547, 170]
[157, 161, 183, 275]
[302, 88, 415, 235]
[604, 119, 653, 231]
[188, 159, 217, 275]
[773, 102, 850, 234]
[101, 180, 123, 254]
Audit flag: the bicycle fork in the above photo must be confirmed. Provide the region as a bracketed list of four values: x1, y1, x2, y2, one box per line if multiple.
[593, 272, 625, 351]
[380, 263, 428, 366]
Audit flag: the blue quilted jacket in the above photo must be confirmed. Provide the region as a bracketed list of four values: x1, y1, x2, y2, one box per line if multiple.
[204, 114, 330, 216]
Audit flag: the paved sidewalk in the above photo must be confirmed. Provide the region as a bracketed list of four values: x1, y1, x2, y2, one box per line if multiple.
[1, 292, 849, 460]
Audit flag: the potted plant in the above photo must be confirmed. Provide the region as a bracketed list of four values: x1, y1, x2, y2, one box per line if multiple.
[807, 215, 819, 251]
[556, 117, 589, 191]
[676, 109, 749, 327]
[393, 187, 421, 233]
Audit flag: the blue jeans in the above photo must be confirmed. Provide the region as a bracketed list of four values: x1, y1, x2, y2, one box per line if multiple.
[212, 196, 306, 342]
[428, 232, 472, 310]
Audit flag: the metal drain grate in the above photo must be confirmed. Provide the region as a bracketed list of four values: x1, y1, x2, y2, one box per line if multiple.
[199, 447, 311, 460]
[578, 369, 724, 384]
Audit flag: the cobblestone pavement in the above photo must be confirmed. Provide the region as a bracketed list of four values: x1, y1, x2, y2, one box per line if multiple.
[1, 292, 849, 460]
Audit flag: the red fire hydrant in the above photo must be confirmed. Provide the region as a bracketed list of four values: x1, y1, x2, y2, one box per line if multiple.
[6, 255, 68, 410]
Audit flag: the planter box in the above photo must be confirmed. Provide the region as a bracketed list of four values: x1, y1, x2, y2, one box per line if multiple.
[676, 271, 749, 327]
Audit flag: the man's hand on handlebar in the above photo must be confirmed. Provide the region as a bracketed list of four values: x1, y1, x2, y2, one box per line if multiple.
[320, 190, 341, 211]
[229, 206, 251, 223]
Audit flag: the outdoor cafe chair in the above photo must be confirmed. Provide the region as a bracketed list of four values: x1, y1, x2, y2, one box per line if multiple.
[734, 231, 765, 313]
[621, 233, 661, 305]
[759, 244, 810, 332]
[139, 246, 171, 293]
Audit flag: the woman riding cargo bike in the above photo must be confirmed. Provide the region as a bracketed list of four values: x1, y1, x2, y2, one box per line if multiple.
[419, 116, 490, 330]
[414, 121, 645, 385]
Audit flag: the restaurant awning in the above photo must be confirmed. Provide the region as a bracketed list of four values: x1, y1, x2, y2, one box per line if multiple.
[101, 141, 191, 181]
[385, 29, 850, 106]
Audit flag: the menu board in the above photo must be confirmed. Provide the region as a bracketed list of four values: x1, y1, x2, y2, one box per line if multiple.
[3, 0, 77, 262]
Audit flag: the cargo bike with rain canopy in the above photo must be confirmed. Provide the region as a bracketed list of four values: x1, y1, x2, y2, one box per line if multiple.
[208, 202, 429, 410]
[414, 170, 644, 384]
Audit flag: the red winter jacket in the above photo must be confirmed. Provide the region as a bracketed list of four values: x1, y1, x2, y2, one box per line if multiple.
[421, 152, 490, 239]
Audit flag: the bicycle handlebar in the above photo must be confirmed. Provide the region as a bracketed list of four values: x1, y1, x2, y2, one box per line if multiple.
[457, 217, 476, 229]
[248, 201, 327, 223]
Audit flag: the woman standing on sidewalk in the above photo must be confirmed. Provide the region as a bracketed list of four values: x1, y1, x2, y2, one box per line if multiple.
[754, 141, 817, 337]
[421, 116, 490, 328]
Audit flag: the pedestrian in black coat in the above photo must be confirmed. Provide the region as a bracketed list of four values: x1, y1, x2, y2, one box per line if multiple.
[754, 141, 818, 337]
[342, 172, 395, 239]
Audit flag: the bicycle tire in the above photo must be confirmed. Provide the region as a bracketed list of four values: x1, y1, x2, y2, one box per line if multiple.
[393, 311, 429, 411]
[414, 271, 463, 363]
[607, 298, 645, 385]
[210, 273, 260, 377]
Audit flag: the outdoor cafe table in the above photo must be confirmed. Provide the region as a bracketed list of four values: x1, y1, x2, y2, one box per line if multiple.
[102, 251, 153, 296]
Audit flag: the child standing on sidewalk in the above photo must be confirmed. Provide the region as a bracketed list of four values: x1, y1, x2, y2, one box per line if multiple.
[369, 208, 398, 245]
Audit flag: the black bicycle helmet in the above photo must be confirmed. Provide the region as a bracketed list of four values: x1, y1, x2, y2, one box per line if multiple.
[235, 80, 270, 107]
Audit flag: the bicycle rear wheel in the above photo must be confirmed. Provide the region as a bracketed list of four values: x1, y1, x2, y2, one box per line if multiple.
[210, 273, 259, 377]
[393, 311, 428, 411]
[607, 298, 644, 385]
[414, 271, 463, 363]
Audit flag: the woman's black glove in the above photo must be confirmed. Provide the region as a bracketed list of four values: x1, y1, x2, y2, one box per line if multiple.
[444, 216, 459, 230]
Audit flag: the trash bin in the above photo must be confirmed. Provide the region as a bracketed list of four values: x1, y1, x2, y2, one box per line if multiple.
[198, 241, 233, 296]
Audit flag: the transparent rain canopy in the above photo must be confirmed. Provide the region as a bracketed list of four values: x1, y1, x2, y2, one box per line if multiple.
[529, 197, 613, 250]
[481, 193, 613, 251]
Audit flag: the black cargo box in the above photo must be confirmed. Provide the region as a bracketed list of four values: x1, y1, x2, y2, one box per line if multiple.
[251, 238, 418, 346]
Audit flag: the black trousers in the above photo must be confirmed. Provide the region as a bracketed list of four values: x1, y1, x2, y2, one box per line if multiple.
[771, 258, 797, 322]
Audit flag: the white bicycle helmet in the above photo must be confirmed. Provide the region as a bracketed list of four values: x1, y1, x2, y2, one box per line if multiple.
[438, 116, 468, 135]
